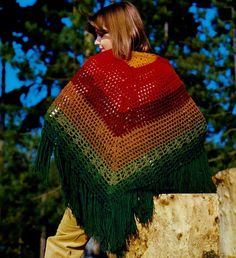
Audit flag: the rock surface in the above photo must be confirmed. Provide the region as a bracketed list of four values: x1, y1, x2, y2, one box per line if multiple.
[213, 168, 236, 257]
[108, 194, 219, 258]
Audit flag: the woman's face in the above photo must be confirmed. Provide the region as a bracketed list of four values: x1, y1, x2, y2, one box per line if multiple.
[94, 29, 112, 52]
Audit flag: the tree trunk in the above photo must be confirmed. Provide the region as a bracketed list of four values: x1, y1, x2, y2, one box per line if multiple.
[0, 57, 6, 131]
[0, 55, 6, 224]
[40, 195, 47, 258]
[40, 225, 47, 258]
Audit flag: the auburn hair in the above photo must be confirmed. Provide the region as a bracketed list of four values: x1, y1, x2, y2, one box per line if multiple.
[86, 1, 151, 60]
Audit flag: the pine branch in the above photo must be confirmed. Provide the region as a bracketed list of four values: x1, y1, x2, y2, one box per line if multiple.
[32, 186, 61, 201]
[208, 150, 236, 163]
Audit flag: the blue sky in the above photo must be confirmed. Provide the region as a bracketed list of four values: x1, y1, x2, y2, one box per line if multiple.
[4, 0, 114, 99]
[4, 0, 37, 94]
[16, 0, 37, 7]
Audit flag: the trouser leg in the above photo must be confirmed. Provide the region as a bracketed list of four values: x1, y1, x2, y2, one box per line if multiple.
[44, 208, 89, 258]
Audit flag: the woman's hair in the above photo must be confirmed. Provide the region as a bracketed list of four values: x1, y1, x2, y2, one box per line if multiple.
[86, 1, 151, 60]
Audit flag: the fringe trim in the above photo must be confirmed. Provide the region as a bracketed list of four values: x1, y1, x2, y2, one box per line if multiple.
[53, 144, 214, 256]
[36, 122, 214, 255]
[34, 129, 54, 182]
[54, 144, 153, 255]
[155, 150, 215, 193]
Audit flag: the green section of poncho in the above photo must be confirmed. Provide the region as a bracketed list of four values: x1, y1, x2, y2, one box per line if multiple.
[35, 112, 213, 253]
[35, 51, 214, 255]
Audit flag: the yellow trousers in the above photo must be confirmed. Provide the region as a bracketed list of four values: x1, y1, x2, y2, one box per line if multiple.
[44, 208, 89, 258]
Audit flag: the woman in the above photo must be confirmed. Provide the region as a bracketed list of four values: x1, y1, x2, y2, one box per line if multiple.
[35, 2, 214, 257]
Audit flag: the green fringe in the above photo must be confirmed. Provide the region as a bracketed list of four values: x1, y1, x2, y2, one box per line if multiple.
[76, 186, 153, 255]
[54, 144, 153, 255]
[53, 146, 214, 255]
[52, 140, 214, 256]
[34, 129, 54, 182]
[35, 120, 214, 256]
[155, 150, 215, 194]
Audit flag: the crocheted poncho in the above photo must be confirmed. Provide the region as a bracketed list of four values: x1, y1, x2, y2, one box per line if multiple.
[35, 50, 213, 254]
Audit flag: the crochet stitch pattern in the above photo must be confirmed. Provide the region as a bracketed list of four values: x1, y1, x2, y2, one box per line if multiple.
[35, 50, 213, 255]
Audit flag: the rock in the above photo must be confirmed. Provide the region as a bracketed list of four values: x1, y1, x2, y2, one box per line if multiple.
[213, 168, 236, 257]
[104, 169, 236, 257]
[108, 194, 219, 258]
